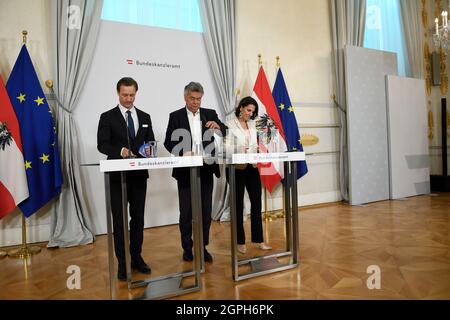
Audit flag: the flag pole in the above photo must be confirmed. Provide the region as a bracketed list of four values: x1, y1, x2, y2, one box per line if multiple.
[8, 30, 42, 260]
[22, 30, 27, 44]
[8, 214, 41, 259]
[275, 55, 285, 220]
[263, 188, 273, 222]
[258, 54, 271, 222]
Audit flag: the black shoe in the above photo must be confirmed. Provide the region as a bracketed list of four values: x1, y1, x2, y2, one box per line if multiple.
[131, 260, 151, 274]
[204, 249, 213, 262]
[182, 250, 193, 261]
[117, 267, 126, 281]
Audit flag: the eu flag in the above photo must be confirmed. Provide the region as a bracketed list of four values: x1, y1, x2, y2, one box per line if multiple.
[272, 68, 308, 179]
[6, 45, 63, 217]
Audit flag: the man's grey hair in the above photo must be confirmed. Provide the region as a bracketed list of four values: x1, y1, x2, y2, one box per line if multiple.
[184, 82, 204, 96]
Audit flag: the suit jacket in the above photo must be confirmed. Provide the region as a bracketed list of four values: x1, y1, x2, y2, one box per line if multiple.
[224, 117, 258, 155]
[164, 107, 227, 181]
[97, 105, 155, 180]
[224, 117, 259, 170]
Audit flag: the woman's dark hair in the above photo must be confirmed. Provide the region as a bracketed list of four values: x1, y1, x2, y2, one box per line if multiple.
[235, 96, 258, 120]
[117, 77, 138, 92]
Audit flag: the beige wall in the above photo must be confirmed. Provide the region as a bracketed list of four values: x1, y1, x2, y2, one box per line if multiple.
[0, 0, 53, 92]
[236, 0, 341, 208]
[0, 0, 54, 247]
[236, 0, 333, 103]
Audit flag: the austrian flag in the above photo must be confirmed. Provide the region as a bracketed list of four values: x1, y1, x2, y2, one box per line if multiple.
[0, 77, 29, 218]
[252, 66, 287, 192]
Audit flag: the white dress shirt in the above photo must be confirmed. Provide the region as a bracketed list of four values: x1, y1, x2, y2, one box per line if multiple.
[119, 105, 139, 157]
[119, 104, 139, 136]
[186, 107, 202, 149]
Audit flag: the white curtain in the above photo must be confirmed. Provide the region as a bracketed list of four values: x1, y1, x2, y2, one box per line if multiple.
[48, 0, 104, 247]
[198, 0, 236, 219]
[399, 0, 424, 78]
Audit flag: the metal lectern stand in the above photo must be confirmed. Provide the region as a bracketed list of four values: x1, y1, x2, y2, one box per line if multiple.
[100, 156, 203, 299]
[228, 152, 305, 281]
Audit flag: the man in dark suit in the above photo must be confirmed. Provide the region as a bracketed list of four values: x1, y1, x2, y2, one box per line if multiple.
[97, 77, 155, 281]
[164, 82, 227, 263]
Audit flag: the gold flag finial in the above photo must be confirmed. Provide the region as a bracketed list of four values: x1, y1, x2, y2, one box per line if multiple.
[22, 30, 28, 44]
[276, 56, 280, 67]
[258, 54, 262, 67]
[45, 80, 54, 89]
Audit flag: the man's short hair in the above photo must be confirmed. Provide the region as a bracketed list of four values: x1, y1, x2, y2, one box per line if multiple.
[184, 82, 204, 96]
[117, 77, 138, 92]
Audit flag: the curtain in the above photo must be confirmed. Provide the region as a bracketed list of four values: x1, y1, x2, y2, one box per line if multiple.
[48, 0, 104, 247]
[330, 0, 366, 201]
[399, 0, 424, 78]
[198, 0, 236, 219]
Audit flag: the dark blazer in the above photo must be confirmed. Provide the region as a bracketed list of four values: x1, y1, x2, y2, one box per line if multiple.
[164, 107, 227, 181]
[97, 105, 155, 180]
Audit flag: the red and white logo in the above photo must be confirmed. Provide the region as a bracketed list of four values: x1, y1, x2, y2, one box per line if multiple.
[129, 161, 135, 167]
[126, 59, 134, 65]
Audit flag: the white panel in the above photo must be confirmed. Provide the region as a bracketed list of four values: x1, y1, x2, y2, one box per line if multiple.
[74, 20, 221, 234]
[345, 46, 397, 205]
[386, 76, 430, 198]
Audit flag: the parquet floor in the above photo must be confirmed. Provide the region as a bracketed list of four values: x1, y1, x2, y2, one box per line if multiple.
[1, 193, 449, 300]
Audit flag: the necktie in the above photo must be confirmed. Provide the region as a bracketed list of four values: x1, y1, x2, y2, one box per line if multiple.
[126, 110, 135, 140]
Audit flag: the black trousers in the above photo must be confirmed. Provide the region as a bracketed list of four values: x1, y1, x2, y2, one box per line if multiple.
[177, 169, 213, 251]
[110, 175, 147, 267]
[227, 165, 263, 245]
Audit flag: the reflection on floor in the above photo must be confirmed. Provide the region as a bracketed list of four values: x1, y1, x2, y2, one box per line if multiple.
[1, 193, 449, 300]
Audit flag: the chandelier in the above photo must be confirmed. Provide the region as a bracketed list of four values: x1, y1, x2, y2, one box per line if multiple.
[433, 11, 450, 51]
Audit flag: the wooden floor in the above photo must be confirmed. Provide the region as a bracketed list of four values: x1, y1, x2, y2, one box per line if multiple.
[1, 193, 450, 300]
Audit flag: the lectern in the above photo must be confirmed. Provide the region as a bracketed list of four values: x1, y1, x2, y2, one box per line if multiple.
[100, 156, 203, 299]
[227, 152, 305, 281]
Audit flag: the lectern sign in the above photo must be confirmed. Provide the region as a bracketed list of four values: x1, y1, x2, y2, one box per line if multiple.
[231, 152, 305, 165]
[100, 156, 203, 172]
